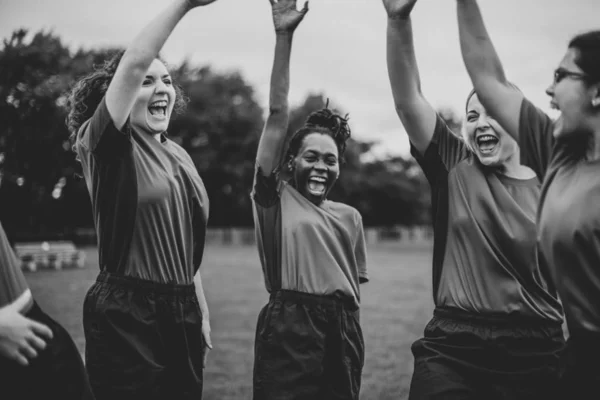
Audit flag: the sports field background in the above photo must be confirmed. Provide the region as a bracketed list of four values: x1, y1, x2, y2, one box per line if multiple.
[26, 242, 434, 400]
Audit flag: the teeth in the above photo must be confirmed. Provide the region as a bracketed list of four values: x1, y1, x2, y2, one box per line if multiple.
[150, 100, 167, 107]
[309, 177, 326, 183]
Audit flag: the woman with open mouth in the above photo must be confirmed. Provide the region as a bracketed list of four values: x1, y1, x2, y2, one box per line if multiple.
[382, 0, 565, 398]
[251, 0, 369, 398]
[455, 0, 600, 398]
[66, 0, 220, 398]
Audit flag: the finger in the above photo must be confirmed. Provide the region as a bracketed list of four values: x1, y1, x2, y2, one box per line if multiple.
[202, 347, 209, 368]
[203, 331, 213, 349]
[302, 0, 309, 13]
[30, 320, 53, 340]
[27, 333, 48, 351]
[20, 343, 38, 360]
[11, 351, 29, 366]
[268, 0, 275, 5]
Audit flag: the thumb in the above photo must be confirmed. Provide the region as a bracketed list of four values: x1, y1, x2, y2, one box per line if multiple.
[7, 290, 32, 313]
[302, 0, 309, 13]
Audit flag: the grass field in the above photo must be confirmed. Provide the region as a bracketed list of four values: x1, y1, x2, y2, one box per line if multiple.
[25, 242, 434, 400]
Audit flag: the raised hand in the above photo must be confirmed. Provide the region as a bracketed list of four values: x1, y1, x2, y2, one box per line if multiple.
[382, 0, 418, 19]
[270, 0, 309, 33]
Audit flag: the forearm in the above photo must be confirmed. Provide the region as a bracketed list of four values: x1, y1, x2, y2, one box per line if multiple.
[387, 17, 424, 110]
[106, 0, 193, 127]
[193, 271, 209, 322]
[256, 32, 294, 172]
[456, 0, 508, 86]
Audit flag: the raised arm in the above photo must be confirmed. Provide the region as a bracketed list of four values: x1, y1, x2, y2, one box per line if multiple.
[256, 0, 308, 174]
[456, 0, 524, 139]
[106, 0, 219, 130]
[383, 0, 437, 155]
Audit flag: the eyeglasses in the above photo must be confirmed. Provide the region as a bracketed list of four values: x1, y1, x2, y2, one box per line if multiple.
[553, 68, 588, 84]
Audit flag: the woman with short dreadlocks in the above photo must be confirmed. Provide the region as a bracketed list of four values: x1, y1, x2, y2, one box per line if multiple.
[251, 1, 368, 399]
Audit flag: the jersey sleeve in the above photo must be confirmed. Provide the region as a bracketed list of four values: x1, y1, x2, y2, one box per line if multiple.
[410, 113, 470, 186]
[75, 96, 132, 163]
[518, 98, 557, 180]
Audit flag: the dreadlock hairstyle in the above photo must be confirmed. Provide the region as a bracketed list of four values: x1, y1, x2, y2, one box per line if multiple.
[65, 50, 187, 152]
[283, 100, 352, 172]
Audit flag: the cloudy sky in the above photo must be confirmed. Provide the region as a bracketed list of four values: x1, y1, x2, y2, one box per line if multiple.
[0, 0, 598, 156]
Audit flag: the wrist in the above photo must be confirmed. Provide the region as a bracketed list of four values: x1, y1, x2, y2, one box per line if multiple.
[387, 14, 411, 22]
[275, 29, 294, 37]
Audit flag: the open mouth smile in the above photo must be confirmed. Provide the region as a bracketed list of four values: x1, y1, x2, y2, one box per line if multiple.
[476, 134, 499, 155]
[307, 176, 327, 196]
[148, 100, 168, 118]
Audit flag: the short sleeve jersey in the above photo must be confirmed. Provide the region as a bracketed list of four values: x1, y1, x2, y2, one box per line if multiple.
[410, 114, 563, 322]
[75, 98, 209, 283]
[251, 167, 368, 308]
[519, 98, 600, 333]
[0, 221, 29, 308]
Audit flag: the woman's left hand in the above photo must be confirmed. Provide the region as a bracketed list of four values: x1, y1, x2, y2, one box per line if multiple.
[202, 319, 213, 368]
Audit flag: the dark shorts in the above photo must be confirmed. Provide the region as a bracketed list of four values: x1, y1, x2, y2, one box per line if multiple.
[0, 301, 94, 400]
[559, 332, 600, 399]
[409, 307, 565, 400]
[253, 290, 364, 400]
[83, 271, 205, 400]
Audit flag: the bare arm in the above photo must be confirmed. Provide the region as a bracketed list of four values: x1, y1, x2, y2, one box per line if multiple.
[106, 0, 218, 130]
[256, 0, 308, 174]
[386, 12, 437, 155]
[456, 0, 524, 139]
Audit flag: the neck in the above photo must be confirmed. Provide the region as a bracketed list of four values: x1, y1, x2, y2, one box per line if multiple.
[586, 121, 600, 161]
[154, 133, 162, 142]
[498, 151, 535, 179]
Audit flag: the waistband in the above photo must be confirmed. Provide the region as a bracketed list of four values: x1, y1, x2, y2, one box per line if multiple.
[270, 289, 358, 312]
[96, 271, 196, 296]
[434, 307, 563, 330]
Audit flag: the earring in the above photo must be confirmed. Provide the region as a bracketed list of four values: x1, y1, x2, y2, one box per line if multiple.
[593, 98, 600, 107]
[287, 161, 294, 172]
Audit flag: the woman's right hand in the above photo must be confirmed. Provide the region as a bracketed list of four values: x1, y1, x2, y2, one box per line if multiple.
[270, 0, 309, 33]
[382, 0, 418, 19]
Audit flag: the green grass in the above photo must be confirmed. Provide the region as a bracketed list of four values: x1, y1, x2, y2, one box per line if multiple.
[25, 242, 434, 400]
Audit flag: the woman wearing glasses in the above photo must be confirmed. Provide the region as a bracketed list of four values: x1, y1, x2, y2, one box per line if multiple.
[455, 0, 600, 397]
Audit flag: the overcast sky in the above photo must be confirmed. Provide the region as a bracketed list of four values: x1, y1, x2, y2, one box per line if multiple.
[1, 0, 598, 156]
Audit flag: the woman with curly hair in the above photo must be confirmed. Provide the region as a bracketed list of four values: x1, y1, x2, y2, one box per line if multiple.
[251, 1, 368, 399]
[65, 0, 220, 399]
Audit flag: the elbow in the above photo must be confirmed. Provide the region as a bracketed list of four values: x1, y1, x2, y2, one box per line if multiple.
[119, 50, 155, 76]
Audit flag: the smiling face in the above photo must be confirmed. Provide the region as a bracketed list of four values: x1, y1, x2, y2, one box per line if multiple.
[464, 94, 519, 167]
[546, 48, 598, 139]
[291, 132, 340, 205]
[129, 59, 176, 135]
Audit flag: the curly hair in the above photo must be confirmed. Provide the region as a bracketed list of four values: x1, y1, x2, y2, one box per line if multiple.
[284, 101, 352, 169]
[65, 50, 188, 151]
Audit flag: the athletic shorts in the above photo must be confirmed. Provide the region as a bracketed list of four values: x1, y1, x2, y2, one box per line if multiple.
[0, 301, 94, 400]
[83, 271, 205, 400]
[559, 332, 600, 399]
[253, 289, 364, 400]
[408, 307, 565, 400]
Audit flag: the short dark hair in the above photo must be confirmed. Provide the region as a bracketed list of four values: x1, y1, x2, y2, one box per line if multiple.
[569, 30, 600, 84]
[284, 104, 351, 168]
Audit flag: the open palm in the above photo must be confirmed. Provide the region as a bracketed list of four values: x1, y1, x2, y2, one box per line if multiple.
[382, 0, 418, 19]
[270, 0, 309, 33]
